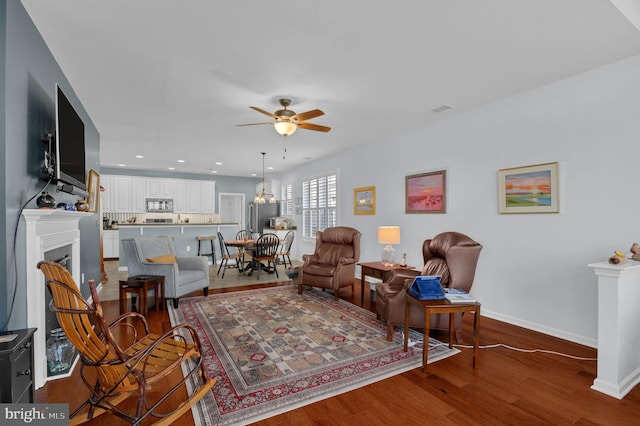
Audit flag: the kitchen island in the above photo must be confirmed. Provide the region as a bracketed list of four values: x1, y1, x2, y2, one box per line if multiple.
[115, 222, 239, 269]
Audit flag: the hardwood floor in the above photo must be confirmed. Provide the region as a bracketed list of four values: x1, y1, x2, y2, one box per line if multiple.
[36, 280, 640, 425]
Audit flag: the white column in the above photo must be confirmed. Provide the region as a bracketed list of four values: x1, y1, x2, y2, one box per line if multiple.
[588, 261, 640, 399]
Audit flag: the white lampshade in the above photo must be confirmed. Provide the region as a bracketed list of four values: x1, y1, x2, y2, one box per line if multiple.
[274, 121, 297, 136]
[378, 226, 401, 245]
[378, 226, 400, 266]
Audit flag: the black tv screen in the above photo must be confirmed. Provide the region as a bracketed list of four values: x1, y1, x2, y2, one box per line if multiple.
[55, 84, 86, 191]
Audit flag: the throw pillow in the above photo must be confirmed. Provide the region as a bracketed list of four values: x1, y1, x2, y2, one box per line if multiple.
[147, 254, 177, 263]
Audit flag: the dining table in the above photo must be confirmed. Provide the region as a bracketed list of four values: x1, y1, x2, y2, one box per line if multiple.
[223, 239, 283, 275]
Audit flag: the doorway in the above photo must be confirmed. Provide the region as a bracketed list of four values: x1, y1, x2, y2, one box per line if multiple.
[219, 193, 245, 231]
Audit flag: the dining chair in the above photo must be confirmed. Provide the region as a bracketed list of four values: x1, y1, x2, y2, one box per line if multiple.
[216, 232, 243, 278]
[235, 229, 253, 266]
[276, 230, 295, 268]
[37, 260, 215, 425]
[252, 233, 280, 280]
[236, 229, 252, 241]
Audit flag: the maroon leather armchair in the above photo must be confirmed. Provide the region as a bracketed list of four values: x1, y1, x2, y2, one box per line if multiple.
[298, 226, 362, 300]
[375, 231, 482, 341]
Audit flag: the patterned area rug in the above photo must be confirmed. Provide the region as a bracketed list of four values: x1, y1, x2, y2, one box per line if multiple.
[168, 286, 459, 425]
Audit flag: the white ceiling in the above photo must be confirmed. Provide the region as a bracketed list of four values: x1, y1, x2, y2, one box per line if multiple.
[20, 0, 640, 177]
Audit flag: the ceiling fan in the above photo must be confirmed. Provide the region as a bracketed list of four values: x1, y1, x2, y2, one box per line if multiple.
[237, 98, 331, 136]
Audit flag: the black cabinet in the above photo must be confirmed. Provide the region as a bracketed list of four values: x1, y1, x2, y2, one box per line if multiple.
[0, 328, 37, 403]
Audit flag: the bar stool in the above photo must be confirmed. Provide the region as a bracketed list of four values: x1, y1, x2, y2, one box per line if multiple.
[197, 235, 217, 265]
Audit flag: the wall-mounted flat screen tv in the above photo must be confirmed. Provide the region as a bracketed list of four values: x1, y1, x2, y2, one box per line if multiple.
[55, 84, 87, 192]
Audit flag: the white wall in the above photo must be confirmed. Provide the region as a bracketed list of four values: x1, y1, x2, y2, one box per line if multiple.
[280, 53, 640, 348]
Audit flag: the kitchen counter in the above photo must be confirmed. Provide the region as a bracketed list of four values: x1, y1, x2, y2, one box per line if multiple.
[116, 222, 237, 227]
[116, 222, 241, 269]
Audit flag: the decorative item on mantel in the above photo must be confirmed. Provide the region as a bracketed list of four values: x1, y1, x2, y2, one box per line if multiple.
[630, 243, 640, 261]
[608, 250, 627, 265]
[36, 191, 55, 209]
[74, 199, 89, 212]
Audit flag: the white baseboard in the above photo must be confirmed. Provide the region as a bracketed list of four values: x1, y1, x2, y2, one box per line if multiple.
[481, 308, 597, 348]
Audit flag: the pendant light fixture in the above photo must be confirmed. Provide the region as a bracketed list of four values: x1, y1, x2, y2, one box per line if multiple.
[255, 152, 276, 204]
[255, 152, 267, 204]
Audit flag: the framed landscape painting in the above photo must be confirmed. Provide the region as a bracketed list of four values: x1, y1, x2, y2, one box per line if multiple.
[354, 186, 375, 215]
[498, 162, 559, 214]
[405, 170, 446, 214]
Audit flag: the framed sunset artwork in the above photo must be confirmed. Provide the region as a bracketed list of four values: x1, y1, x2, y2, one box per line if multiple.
[498, 162, 559, 214]
[405, 170, 446, 214]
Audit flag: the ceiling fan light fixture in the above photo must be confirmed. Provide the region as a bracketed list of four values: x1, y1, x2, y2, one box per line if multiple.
[274, 121, 297, 136]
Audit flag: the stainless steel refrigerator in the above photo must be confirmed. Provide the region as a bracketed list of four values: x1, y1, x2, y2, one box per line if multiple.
[248, 202, 280, 234]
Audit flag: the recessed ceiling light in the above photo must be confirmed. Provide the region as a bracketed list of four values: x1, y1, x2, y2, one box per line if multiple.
[267, 166, 274, 170]
[135, 155, 143, 159]
[118, 164, 126, 167]
[211, 170, 217, 174]
[177, 159, 185, 163]
[215, 162, 222, 165]
[168, 167, 175, 170]
[251, 173, 257, 176]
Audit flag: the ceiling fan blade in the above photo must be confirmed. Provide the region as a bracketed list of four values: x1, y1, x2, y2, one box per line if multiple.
[291, 109, 324, 122]
[236, 122, 274, 127]
[298, 122, 331, 132]
[249, 106, 278, 119]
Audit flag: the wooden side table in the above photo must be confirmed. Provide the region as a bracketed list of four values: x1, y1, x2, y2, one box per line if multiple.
[358, 261, 415, 303]
[403, 293, 480, 372]
[119, 275, 165, 317]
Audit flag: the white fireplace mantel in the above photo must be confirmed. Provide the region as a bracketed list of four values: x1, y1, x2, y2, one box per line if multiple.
[22, 208, 91, 389]
[588, 261, 640, 399]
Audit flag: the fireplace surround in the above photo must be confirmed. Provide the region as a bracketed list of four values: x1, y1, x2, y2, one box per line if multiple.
[22, 209, 91, 389]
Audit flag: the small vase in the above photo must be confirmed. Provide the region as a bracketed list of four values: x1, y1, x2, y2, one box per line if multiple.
[36, 191, 55, 209]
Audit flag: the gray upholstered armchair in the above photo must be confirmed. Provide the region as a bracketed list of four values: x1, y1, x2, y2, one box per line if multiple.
[298, 226, 362, 300]
[121, 237, 209, 308]
[375, 231, 482, 341]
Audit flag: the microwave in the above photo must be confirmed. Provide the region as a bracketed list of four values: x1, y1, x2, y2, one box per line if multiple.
[269, 217, 286, 228]
[146, 198, 173, 212]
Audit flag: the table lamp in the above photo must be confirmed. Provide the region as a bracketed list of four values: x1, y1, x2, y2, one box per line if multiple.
[378, 226, 401, 266]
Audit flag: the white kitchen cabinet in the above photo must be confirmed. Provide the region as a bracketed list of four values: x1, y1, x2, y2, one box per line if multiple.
[172, 180, 186, 213]
[102, 175, 134, 212]
[185, 180, 201, 212]
[201, 181, 216, 213]
[112, 176, 131, 212]
[103, 230, 119, 258]
[146, 178, 173, 198]
[130, 178, 146, 213]
[184, 180, 215, 213]
[102, 175, 215, 214]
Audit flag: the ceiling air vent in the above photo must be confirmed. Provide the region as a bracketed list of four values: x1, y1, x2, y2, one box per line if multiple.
[431, 104, 453, 113]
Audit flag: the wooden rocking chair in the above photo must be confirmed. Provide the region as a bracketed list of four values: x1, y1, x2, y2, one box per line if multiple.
[37, 260, 215, 425]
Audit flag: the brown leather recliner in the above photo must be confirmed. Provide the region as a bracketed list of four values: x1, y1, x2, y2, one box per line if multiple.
[375, 231, 482, 341]
[298, 226, 362, 300]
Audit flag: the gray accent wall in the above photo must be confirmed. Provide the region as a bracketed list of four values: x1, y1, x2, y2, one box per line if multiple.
[1, 2, 101, 331]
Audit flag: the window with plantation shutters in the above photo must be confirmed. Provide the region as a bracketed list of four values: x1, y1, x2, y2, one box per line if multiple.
[302, 172, 337, 238]
[280, 183, 293, 217]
